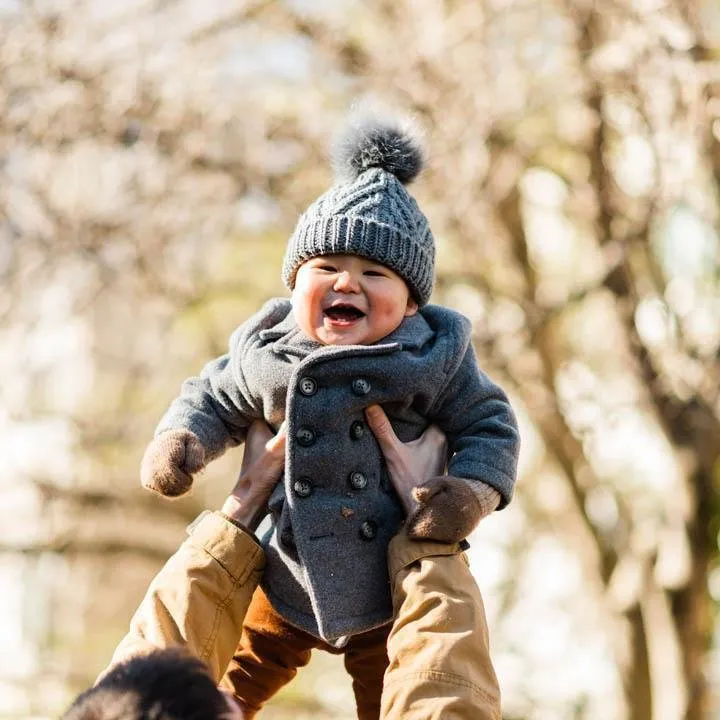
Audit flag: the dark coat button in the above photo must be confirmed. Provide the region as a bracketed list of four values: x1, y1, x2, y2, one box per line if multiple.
[293, 477, 313, 498]
[351, 378, 371, 396]
[280, 527, 296, 549]
[299, 377, 317, 396]
[359, 520, 377, 540]
[350, 421, 366, 440]
[296, 428, 316, 446]
[349, 471, 368, 490]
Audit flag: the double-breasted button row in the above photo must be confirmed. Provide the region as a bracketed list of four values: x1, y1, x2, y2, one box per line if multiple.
[294, 473, 382, 503]
[294, 472, 367, 499]
[296, 421, 367, 444]
[297, 376, 371, 397]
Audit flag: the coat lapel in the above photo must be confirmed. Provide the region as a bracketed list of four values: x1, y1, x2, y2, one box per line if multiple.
[266, 306, 436, 360]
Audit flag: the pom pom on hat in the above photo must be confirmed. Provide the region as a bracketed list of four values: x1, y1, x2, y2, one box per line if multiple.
[282, 103, 435, 306]
[331, 105, 424, 185]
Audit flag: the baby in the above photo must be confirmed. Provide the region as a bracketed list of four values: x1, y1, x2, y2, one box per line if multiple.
[141, 110, 520, 717]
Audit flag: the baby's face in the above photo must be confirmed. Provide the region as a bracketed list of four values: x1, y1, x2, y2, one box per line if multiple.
[292, 254, 418, 346]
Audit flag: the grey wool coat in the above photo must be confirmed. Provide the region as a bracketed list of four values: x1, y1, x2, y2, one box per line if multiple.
[156, 298, 519, 641]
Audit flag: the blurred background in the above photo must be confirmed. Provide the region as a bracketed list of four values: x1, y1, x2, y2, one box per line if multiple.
[1, 0, 720, 718]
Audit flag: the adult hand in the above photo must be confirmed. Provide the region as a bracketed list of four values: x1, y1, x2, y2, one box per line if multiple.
[364, 405, 447, 516]
[221, 421, 286, 531]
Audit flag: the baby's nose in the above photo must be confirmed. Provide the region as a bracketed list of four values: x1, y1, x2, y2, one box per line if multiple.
[334, 271, 360, 291]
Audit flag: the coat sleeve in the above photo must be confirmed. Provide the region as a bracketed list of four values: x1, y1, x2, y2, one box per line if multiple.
[154, 301, 286, 460]
[429, 344, 520, 508]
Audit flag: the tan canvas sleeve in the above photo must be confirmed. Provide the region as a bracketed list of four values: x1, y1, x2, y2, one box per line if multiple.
[381, 533, 501, 720]
[101, 511, 265, 684]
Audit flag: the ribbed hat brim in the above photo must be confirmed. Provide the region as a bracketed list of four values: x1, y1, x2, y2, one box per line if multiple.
[282, 215, 434, 306]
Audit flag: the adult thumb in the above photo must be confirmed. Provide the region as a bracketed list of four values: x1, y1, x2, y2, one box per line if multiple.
[365, 405, 398, 450]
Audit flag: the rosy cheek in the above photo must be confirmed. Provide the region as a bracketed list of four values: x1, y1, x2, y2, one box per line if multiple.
[378, 298, 397, 319]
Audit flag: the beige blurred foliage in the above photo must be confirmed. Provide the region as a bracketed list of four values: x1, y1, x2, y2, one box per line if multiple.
[2, 0, 720, 718]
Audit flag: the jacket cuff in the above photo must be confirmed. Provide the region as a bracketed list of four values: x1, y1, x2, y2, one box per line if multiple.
[458, 478, 501, 517]
[387, 531, 465, 580]
[186, 511, 265, 583]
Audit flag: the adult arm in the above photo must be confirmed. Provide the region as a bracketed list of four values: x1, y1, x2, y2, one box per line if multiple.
[366, 405, 502, 720]
[102, 422, 285, 684]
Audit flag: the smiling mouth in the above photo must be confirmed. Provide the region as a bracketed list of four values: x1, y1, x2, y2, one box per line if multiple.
[323, 305, 366, 324]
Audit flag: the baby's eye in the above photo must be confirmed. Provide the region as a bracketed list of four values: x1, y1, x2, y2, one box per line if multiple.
[364, 270, 385, 277]
[317, 264, 337, 272]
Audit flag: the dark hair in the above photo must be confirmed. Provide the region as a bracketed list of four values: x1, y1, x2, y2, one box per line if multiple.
[62, 648, 231, 720]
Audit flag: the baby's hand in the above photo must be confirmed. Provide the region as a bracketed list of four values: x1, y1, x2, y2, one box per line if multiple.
[140, 429, 206, 498]
[407, 477, 500, 543]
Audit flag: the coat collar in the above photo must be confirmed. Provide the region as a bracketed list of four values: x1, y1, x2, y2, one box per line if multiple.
[263, 305, 436, 359]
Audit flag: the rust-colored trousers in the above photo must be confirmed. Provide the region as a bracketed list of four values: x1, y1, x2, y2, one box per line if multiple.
[221, 586, 391, 719]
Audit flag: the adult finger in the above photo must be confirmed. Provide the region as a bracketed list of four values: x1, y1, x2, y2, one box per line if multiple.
[365, 405, 400, 453]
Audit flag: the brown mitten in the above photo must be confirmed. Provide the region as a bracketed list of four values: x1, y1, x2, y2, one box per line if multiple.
[406, 477, 501, 543]
[141, 429, 206, 498]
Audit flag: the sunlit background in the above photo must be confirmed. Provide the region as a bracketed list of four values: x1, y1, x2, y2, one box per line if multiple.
[2, 0, 720, 718]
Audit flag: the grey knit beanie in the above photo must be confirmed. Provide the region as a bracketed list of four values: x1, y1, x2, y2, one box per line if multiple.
[281, 110, 435, 306]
